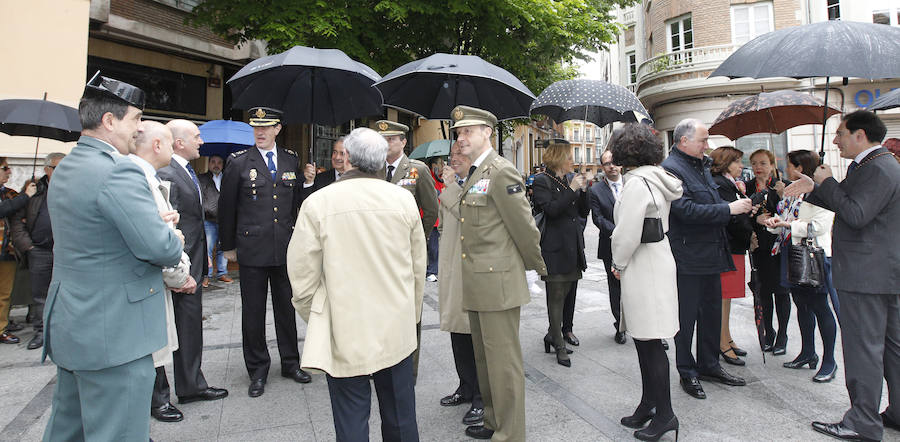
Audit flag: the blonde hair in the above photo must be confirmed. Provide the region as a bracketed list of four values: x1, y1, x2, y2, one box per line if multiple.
[542, 143, 571, 172]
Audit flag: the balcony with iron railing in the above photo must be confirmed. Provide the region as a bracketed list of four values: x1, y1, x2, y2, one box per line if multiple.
[635, 44, 740, 93]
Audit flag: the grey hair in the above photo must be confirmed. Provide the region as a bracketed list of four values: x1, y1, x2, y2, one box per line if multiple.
[335, 135, 346, 144]
[44, 152, 66, 166]
[673, 118, 701, 147]
[343, 127, 387, 174]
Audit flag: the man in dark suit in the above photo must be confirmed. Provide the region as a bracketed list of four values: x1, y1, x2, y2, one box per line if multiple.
[218, 107, 311, 398]
[661, 118, 752, 401]
[786, 111, 900, 442]
[153, 119, 228, 421]
[589, 149, 626, 345]
[297, 136, 348, 208]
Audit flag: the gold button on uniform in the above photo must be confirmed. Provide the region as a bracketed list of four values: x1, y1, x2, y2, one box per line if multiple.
[274, 207, 278, 212]
[460, 218, 465, 223]
[274, 218, 278, 223]
[273, 195, 277, 199]
[150, 288, 155, 293]
[460, 236, 464, 241]
[489, 267, 493, 272]
[461, 253, 466, 259]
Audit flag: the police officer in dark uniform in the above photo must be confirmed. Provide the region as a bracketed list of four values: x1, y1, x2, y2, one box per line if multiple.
[218, 107, 311, 398]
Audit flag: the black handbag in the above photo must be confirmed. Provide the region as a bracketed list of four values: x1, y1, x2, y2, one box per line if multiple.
[787, 223, 826, 289]
[640, 178, 665, 243]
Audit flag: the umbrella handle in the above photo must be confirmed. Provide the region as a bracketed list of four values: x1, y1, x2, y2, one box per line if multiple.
[819, 77, 830, 164]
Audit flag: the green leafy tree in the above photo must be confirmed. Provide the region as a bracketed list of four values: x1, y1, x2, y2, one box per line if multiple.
[191, 0, 632, 95]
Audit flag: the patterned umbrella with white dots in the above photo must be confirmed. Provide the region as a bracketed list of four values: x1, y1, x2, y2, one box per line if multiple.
[530, 79, 652, 128]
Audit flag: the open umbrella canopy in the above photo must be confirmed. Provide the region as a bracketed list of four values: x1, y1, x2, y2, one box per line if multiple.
[867, 87, 900, 112]
[710, 20, 900, 80]
[198, 120, 254, 157]
[227, 46, 383, 126]
[0, 99, 81, 142]
[409, 139, 451, 160]
[530, 79, 652, 127]
[709, 90, 840, 140]
[373, 53, 535, 121]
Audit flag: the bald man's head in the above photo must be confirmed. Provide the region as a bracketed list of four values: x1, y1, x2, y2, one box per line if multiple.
[135, 120, 174, 169]
[166, 119, 203, 161]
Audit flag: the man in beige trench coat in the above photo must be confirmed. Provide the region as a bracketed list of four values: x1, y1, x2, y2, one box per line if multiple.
[437, 141, 483, 426]
[453, 105, 547, 441]
[288, 127, 426, 442]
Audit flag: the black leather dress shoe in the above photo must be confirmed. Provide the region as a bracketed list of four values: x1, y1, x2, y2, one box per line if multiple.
[699, 367, 746, 386]
[812, 421, 877, 441]
[248, 379, 266, 398]
[462, 406, 484, 425]
[680, 377, 706, 399]
[881, 411, 900, 431]
[614, 331, 627, 345]
[565, 332, 580, 346]
[465, 425, 494, 439]
[26, 333, 43, 350]
[440, 392, 469, 406]
[151, 402, 184, 422]
[282, 368, 312, 383]
[178, 387, 229, 404]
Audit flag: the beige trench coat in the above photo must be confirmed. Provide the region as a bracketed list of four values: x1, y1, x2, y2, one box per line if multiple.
[437, 181, 468, 333]
[611, 166, 683, 340]
[288, 171, 426, 378]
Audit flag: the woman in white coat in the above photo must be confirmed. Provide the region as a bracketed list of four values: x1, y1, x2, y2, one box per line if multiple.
[609, 124, 683, 441]
[763, 149, 838, 383]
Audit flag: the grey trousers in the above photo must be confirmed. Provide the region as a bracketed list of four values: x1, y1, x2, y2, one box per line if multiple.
[839, 290, 900, 440]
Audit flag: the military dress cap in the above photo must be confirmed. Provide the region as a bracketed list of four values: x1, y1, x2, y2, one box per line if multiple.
[375, 120, 409, 137]
[450, 105, 497, 129]
[84, 71, 145, 110]
[539, 138, 569, 148]
[248, 107, 282, 127]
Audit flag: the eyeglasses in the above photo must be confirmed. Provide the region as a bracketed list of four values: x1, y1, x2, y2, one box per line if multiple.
[601, 162, 614, 166]
[47, 165, 56, 169]
[0, 166, 9, 171]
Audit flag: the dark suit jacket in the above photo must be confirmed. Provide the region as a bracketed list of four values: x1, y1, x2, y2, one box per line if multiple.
[218, 147, 300, 267]
[589, 178, 616, 261]
[805, 147, 900, 294]
[158, 158, 208, 282]
[712, 174, 753, 255]
[296, 169, 338, 208]
[532, 171, 589, 275]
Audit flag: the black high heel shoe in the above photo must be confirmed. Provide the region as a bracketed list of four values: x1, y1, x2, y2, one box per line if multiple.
[621, 407, 655, 429]
[813, 364, 837, 383]
[543, 334, 573, 354]
[634, 415, 679, 441]
[720, 348, 745, 366]
[783, 354, 819, 369]
[729, 340, 747, 357]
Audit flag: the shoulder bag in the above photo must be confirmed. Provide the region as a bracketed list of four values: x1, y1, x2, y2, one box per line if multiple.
[787, 223, 826, 289]
[640, 178, 665, 243]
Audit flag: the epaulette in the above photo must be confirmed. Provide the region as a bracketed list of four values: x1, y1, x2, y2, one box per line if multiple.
[409, 158, 427, 167]
[230, 149, 248, 158]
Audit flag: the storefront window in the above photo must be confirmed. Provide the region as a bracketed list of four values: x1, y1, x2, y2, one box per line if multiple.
[87, 56, 207, 116]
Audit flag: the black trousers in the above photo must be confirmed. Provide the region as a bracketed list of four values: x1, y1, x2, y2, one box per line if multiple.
[754, 250, 791, 347]
[450, 332, 483, 408]
[326, 354, 419, 442]
[239, 264, 299, 381]
[561, 280, 578, 334]
[674, 273, 722, 378]
[27, 247, 52, 330]
[152, 286, 209, 407]
[601, 258, 622, 331]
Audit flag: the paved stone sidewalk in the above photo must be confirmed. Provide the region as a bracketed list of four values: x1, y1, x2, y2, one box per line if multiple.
[0, 223, 893, 441]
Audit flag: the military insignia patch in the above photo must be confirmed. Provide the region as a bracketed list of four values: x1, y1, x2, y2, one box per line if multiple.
[408, 168, 419, 179]
[282, 171, 296, 180]
[249, 169, 258, 180]
[254, 108, 266, 118]
[378, 121, 389, 131]
[453, 108, 464, 121]
[506, 184, 523, 194]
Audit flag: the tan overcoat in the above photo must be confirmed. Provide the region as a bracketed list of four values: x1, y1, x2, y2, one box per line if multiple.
[288, 170, 426, 377]
[437, 180, 468, 333]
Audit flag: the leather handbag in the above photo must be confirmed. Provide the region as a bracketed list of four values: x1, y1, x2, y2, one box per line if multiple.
[787, 223, 826, 289]
[640, 178, 665, 243]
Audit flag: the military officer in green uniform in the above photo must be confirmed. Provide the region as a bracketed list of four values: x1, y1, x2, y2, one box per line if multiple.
[376, 120, 439, 379]
[43, 73, 185, 441]
[453, 105, 547, 441]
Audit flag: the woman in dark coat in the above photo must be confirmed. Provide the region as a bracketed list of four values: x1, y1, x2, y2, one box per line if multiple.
[532, 140, 591, 367]
[744, 149, 791, 355]
[710, 147, 754, 366]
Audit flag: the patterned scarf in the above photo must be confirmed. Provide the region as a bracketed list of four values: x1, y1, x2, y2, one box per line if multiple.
[771, 194, 804, 255]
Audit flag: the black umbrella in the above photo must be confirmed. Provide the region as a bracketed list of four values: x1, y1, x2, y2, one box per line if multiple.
[0, 95, 81, 177]
[373, 53, 535, 121]
[709, 20, 900, 158]
[867, 87, 900, 112]
[530, 79, 652, 127]
[226, 46, 383, 126]
[748, 253, 767, 363]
